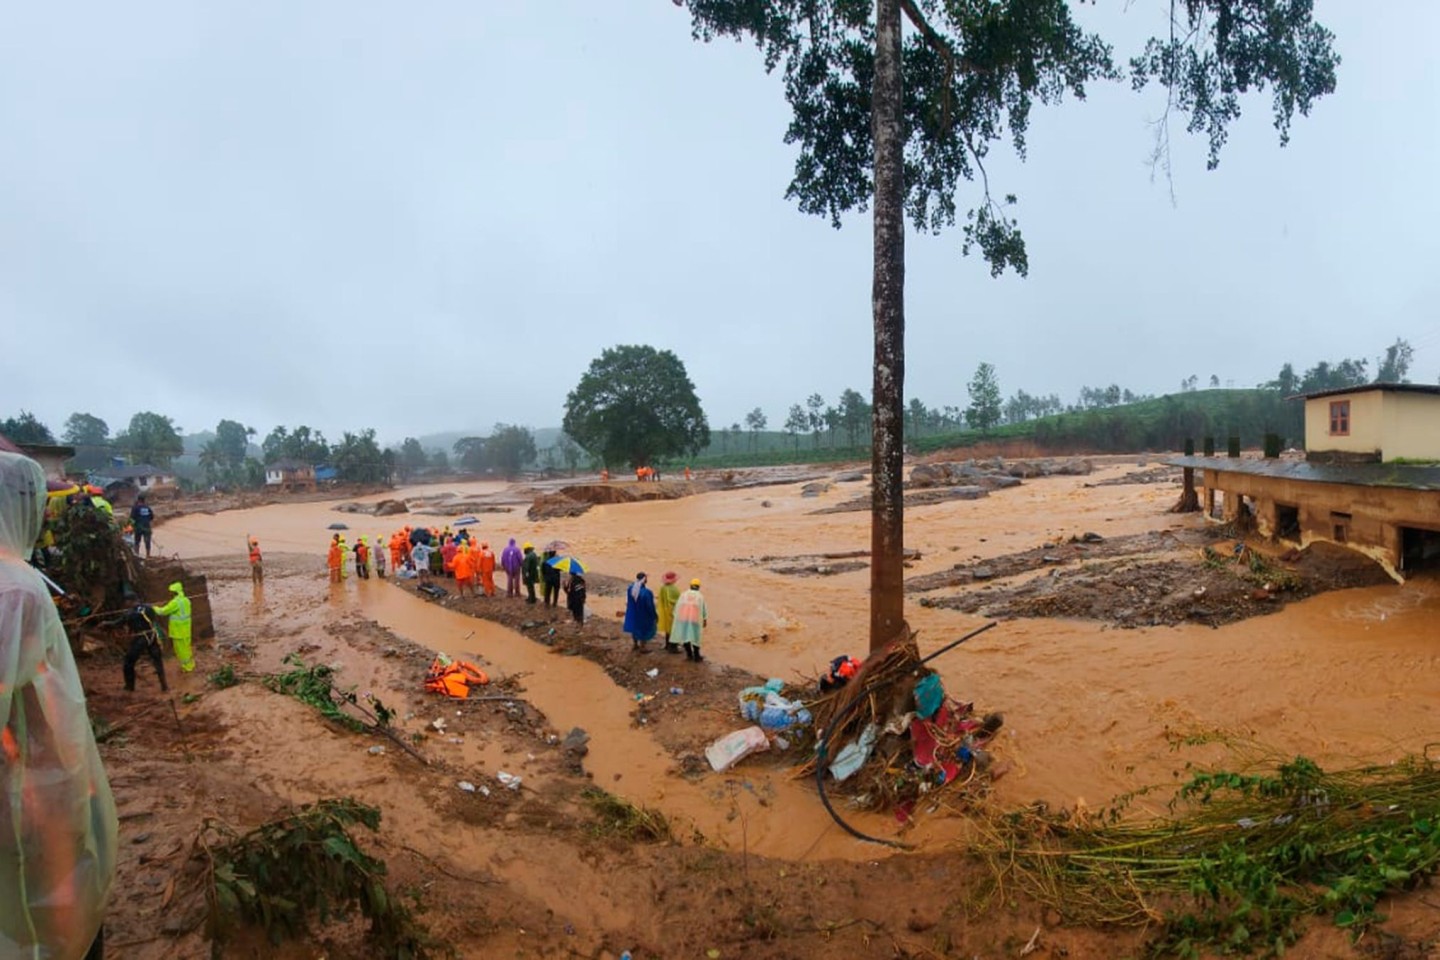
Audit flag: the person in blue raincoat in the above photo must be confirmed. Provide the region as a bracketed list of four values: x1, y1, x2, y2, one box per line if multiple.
[622, 572, 658, 652]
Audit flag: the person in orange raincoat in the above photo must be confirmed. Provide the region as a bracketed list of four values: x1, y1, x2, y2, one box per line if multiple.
[389, 532, 402, 570]
[478, 541, 497, 597]
[327, 536, 342, 583]
[453, 541, 476, 598]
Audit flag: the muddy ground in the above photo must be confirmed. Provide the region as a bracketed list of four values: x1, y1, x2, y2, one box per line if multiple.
[90, 461, 1440, 959]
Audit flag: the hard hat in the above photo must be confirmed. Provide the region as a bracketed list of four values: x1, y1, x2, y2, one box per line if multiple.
[523, 542, 533, 549]
[690, 578, 701, 588]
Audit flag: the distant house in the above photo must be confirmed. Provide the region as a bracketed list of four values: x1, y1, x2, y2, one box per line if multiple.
[1165, 383, 1440, 579]
[11, 441, 75, 481]
[101, 464, 179, 504]
[265, 459, 317, 493]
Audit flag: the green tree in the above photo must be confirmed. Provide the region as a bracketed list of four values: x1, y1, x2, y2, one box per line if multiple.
[62, 412, 109, 446]
[744, 407, 768, 451]
[806, 393, 826, 448]
[199, 440, 225, 485]
[1376, 338, 1414, 383]
[1, 411, 56, 445]
[398, 437, 429, 479]
[117, 412, 184, 467]
[678, 1, 1339, 650]
[486, 424, 537, 478]
[784, 404, 808, 451]
[430, 449, 449, 471]
[331, 429, 387, 484]
[452, 437, 486, 473]
[556, 433, 585, 474]
[214, 420, 255, 472]
[966, 362, 1002, 433]
[263, 425, 330, 465]
[562, 345, 709, 468]
[838, 388, 870, 448]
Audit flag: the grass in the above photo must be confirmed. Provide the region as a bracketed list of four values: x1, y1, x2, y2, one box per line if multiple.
[580, 787, 673, 843]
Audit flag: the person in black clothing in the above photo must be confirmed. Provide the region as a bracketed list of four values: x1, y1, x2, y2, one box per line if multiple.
[565, 574, 587, 626]
[521, 542, 541, 604]
[129, 494, 155, 558]
[117, 605, 168, 693]
[541, 549, 561, 608]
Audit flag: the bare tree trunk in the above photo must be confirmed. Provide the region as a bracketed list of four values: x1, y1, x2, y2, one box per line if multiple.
[869, 0, 906, 652]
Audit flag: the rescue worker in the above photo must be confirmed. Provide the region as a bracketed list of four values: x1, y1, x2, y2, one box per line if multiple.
[389, 531, 403, 572]
[672, 578, 708, 662]
[411, 539, 433, 585]
[441, 536, 458, 578]
[452, 541, 476, 598]
[374, 534, 387, 578]
[129, 493, 154, 558]
[478, 541, 497, 597]
[500, 538, 522, 598]
[249, 537, 263, 585]
[541, 549, 561, 608]
[657, 571, 681, 654]
[354, 536, 370, 579]
[150, 581, 194, 672]
[0, 452, 117, 960]
[564, 573, 587, 626]
[327, 536, 342, 584]
[337, 535, 350, 579]
[521, 542, 541, 604]
[119, 605, 168, 693]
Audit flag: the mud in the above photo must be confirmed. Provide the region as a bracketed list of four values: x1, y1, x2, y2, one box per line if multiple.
[90, 461, 1440, 958]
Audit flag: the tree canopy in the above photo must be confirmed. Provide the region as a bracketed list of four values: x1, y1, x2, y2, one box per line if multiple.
[117, 411, 184, 467]
[562, 345, 710, 468]
[966, 361, 1002, 433]
[263, 425, 330, 465]
[0, 411, 56, 445]
[62, 412, 109, 446]
[678, 0, 1340, 650]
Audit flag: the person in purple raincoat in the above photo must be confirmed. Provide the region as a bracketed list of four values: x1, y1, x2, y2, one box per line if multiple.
[500, 538, 523, 598]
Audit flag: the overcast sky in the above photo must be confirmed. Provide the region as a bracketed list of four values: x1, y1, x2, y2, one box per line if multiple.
[2, 2, 1437, 446]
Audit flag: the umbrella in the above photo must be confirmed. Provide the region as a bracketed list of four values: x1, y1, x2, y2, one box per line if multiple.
[328, 522, 350, 530]
[454, 515, 479, 526]
[543, 539, 571, 553]
[545, 555, 585, 576]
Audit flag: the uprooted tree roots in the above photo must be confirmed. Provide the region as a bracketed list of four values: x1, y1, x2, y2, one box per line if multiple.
[198, 798, 431, 958]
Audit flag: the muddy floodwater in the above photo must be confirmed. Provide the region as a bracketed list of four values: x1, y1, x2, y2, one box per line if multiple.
[159, 463, 1440, 834]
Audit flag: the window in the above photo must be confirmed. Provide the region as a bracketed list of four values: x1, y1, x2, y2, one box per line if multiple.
[1329, 400, 1350, 435]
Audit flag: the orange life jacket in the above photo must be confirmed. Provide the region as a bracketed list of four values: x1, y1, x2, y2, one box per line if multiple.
[424, 659, 489, 699]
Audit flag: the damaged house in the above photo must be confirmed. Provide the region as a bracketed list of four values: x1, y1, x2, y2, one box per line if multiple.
[1167, 383, 1440, 580]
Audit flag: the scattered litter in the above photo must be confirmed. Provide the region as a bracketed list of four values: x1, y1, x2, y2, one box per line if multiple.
[446, 737, 464, 744]
[430, 718, 447, 732]
[645, 667, 660, 678]
[828, 723, 879, 782]
[773, 735, 790, 750]
[705, 726, 770, 772]
[669, 686, 684, 695]
[367, 745, 386, 756]
[479, 784, 490, 796]
[739, 679, 812, 730]
[458, 781, 476, 793]
[497, 771, 522, 791]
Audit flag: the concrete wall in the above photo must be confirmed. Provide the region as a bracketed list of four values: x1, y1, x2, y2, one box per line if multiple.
[1200, 467, 1440, 580]
[1305, 391, 1383, 459]
[1380, 393, 1440, 461]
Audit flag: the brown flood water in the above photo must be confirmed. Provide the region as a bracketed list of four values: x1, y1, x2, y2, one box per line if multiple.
[160, 465, 1440, 857]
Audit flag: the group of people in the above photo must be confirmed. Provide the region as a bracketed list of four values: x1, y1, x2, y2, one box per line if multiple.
[621, 572, 709, 661]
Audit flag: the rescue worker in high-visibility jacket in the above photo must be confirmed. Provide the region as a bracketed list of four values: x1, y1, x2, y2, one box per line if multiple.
[151, 581, 194, 672]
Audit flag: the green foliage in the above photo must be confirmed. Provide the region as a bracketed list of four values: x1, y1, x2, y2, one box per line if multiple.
[202, 798, 429, 957]
[1376, 337, 1415, 383]
[116, 411, 184, 467]
[398, 437, 430, 479]
[262, 425, 330, 466]
[484, 424, 538, 478]
[61, 412, 109, 446]
[581, 787, 673, 843]
[208, 663, 239, 689]
[263, 653, 396, 731]
[966, 361, 1002, 433]
[563, 345, 710, 468]
[331, 428, 390, 484]
[50, 501, 126, 614]
[1, 410, 57, 445]
[992, 753, 1440, 958]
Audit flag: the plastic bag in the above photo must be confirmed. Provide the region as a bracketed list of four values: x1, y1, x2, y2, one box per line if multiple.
[705, 726, 770, 772]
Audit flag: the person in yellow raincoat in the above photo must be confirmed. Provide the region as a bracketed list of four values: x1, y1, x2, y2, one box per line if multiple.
[151, 581, 194, 672]
[658, 571, 682, 654]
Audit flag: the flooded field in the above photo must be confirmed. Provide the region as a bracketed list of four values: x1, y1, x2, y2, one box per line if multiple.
[94, 460, 1440, 958]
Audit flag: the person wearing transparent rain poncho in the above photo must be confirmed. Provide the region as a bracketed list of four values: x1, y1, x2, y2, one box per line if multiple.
[1, 451, 118, 958]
